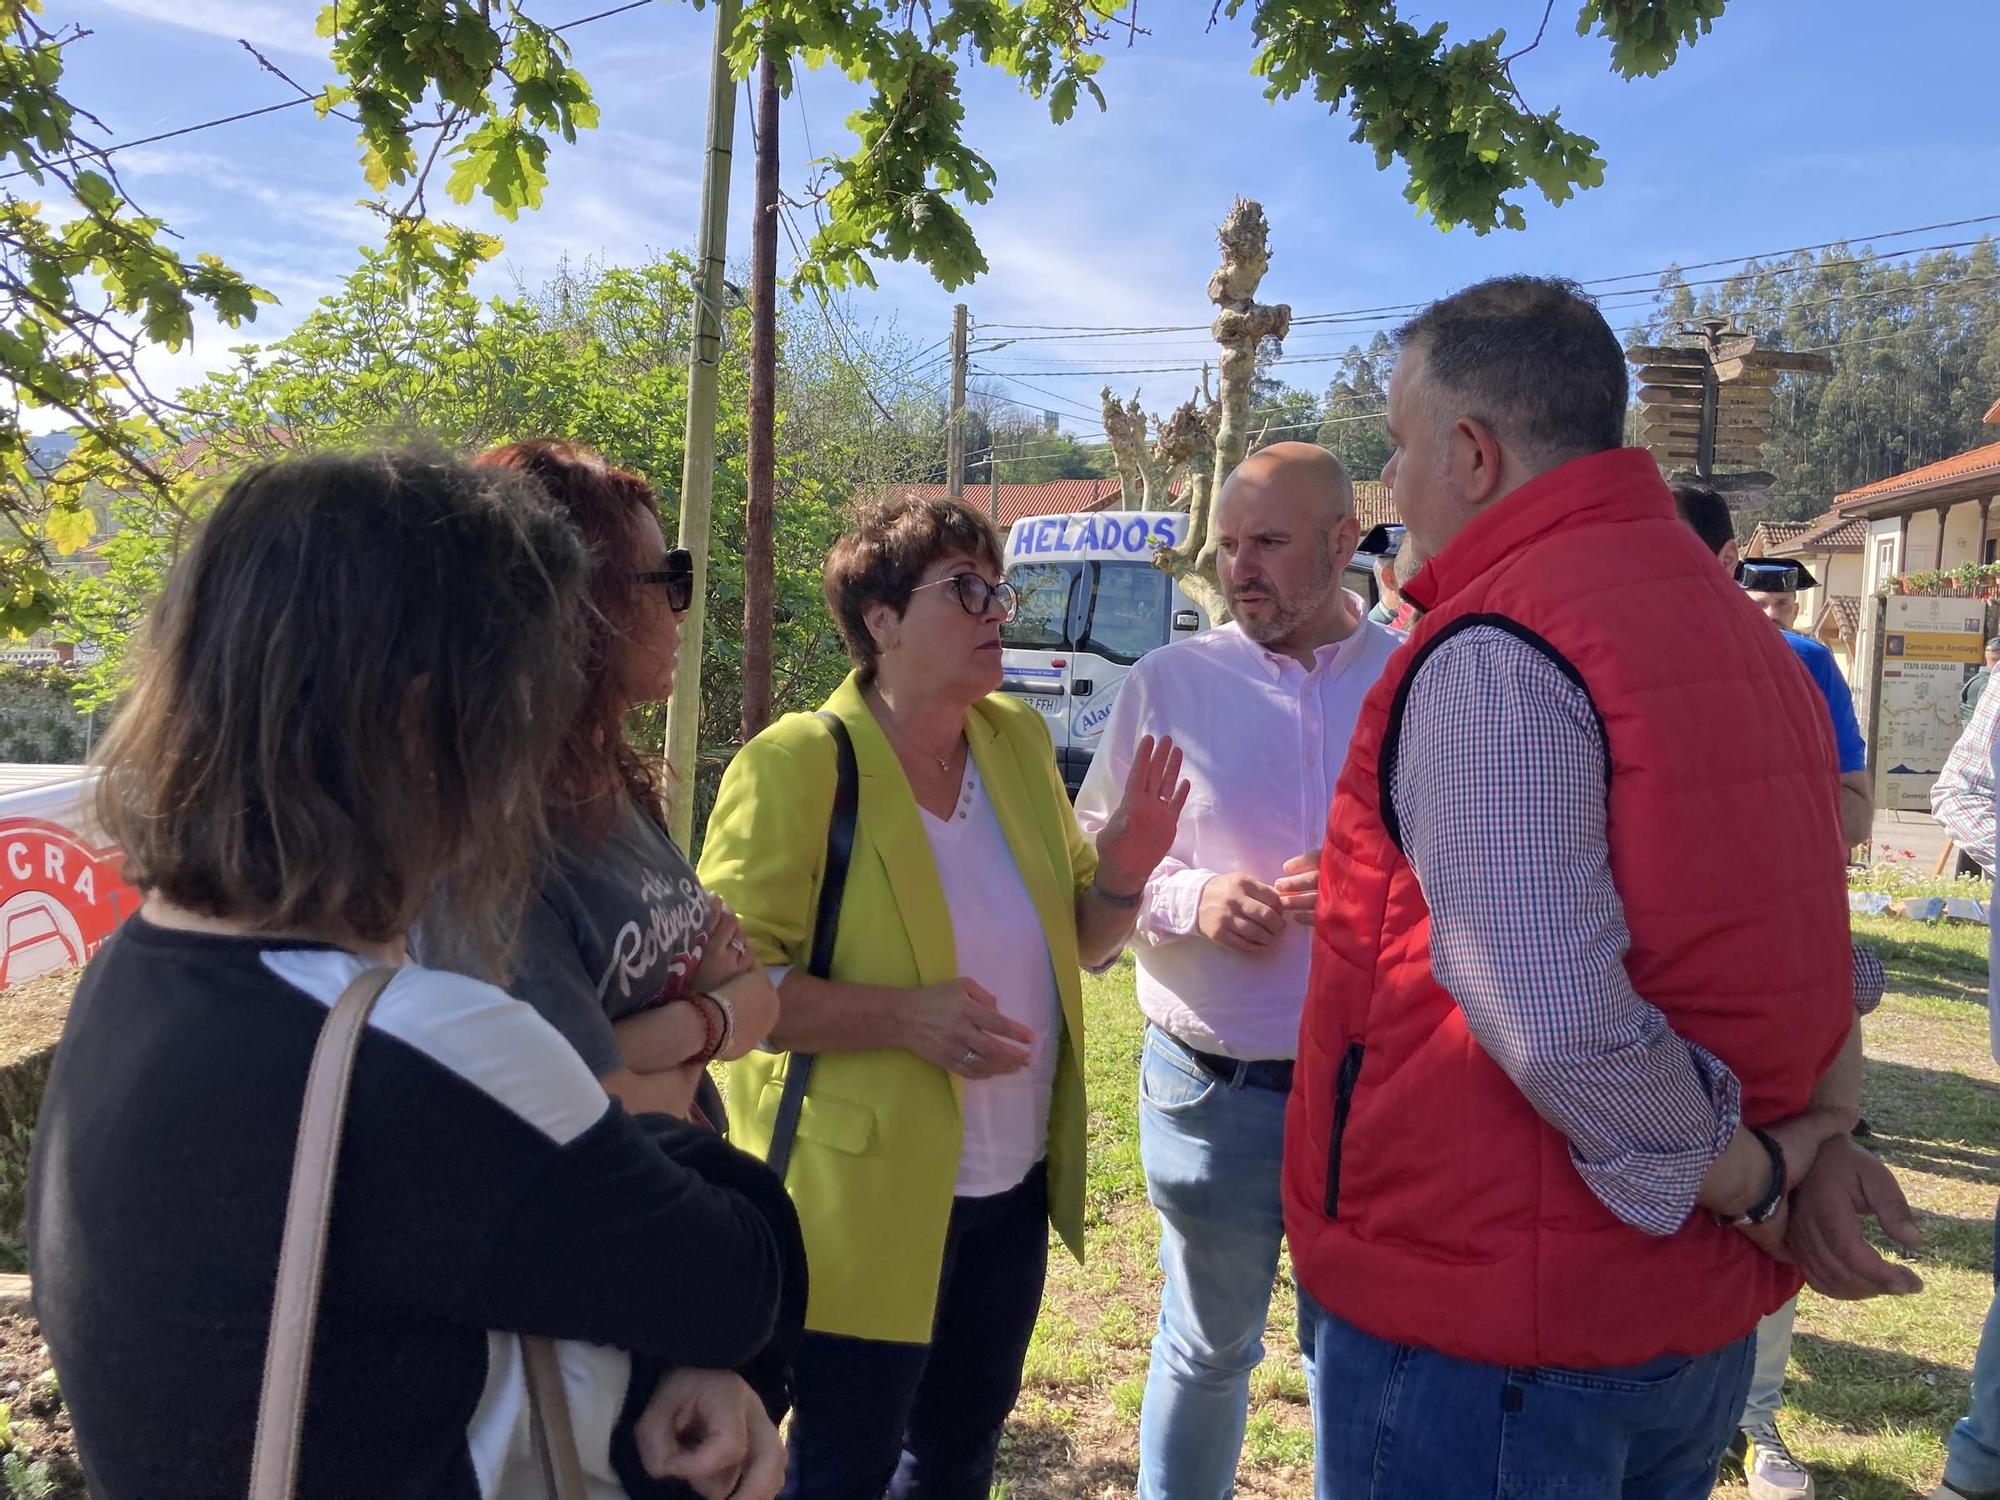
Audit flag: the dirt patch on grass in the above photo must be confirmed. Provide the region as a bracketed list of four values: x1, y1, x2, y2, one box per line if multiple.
[0, 1312, 85, 1497]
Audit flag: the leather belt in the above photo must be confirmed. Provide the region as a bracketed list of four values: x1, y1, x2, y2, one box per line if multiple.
[1185, 1043, 1294, 1093]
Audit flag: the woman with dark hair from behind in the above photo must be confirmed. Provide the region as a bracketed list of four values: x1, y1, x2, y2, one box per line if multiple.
[427, 438, 777, 1126]
[26, 451, 803, 1499]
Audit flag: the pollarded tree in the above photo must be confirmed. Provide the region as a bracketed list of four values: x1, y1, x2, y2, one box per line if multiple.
[2, 0, 1739, 550]
[1097, 198, 1291, 623]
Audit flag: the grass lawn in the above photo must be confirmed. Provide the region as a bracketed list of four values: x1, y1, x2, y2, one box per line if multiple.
[993, 913, 1999, 1499]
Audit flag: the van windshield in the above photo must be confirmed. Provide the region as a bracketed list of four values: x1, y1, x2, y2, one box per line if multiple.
[1002, 561, 1078, 650]
[1002, 559, 1171, 665]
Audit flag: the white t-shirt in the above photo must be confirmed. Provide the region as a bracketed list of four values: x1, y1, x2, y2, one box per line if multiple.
[923, 761, 1061, 1197]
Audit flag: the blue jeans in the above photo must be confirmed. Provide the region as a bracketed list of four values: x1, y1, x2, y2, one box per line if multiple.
[1945, 1196, 2000, 1494]
[1740, 1297, 1797, 1431]
[781, 1162, 1048, 1500]
[1136, 1026, 1292, 1500]
[1297, 1287, 1755, 1499]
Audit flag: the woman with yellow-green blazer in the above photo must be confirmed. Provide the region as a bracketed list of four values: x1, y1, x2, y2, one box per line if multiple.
[698, 493, 1187, 1500]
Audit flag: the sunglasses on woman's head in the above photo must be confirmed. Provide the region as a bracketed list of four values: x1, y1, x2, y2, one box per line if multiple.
[909, 572, 1019, 623]
[634, 548, 695, 613]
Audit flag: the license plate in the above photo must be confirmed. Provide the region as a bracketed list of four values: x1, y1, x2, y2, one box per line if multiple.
[1022, 693, 1062, 715]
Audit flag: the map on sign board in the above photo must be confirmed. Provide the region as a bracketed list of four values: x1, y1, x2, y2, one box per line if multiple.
[1874, 595, 1987, 811]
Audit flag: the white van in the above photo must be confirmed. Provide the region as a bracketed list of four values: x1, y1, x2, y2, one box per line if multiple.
[999, 510, 1211, 795]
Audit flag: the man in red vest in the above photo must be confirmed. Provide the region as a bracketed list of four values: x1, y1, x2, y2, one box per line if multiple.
[1283, 276, 1913, 1497]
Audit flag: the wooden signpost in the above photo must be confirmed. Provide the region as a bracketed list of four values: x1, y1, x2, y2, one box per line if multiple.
[1625, 319, 1831, 498]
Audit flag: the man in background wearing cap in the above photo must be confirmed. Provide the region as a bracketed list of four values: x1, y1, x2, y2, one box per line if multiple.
[1963, 639, 2000, 725]
[1076, 442, 1400, 1500]
[1358, 524, 1410, 629]
[1674, 481, 1893, 1500]
[1738, 555, 1874, 849]
[1287, 277, 1913, 1498]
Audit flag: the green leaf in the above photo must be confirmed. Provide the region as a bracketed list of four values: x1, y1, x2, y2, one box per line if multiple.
[72, 169, 115, 213]
[44, 504, 92, 556]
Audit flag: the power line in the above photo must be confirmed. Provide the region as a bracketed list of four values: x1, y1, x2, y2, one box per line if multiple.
[970, 261, 2000, 381]
[974, 213, 2000, 339]
[0, 0, 660, 184]
[985, 245, 1996, 352]
[971, 366, 1104, 419]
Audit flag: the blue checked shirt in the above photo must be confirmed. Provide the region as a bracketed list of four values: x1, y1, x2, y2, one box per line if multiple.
[1391, 626, 1879, 1237]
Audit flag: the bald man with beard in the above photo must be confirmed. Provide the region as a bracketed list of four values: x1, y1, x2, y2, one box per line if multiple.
[1075, 442, 1403, 1500]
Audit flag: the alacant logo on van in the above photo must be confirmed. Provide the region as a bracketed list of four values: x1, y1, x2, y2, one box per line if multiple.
[0, 818, 139, 988]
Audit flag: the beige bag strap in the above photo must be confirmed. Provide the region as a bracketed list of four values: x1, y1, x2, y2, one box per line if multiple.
[248, 966, 588, 1500]
[248, 965, 397, 1500]
[522, 1335, 589, 1500]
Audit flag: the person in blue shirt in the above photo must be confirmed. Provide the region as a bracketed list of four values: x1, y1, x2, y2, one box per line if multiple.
[1735, 555, 1874, 848]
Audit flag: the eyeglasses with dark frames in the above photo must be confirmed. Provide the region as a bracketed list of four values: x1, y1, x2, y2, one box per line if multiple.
[909, 571, 1019, 622]
[633, 547, 695, 614]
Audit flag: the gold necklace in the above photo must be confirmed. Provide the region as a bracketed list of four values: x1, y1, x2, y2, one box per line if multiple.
[872, 690, 958, 774]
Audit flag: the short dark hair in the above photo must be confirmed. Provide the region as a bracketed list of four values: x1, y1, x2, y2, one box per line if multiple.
[95, 451, 588, 976]
[825, 494, 1005, 681]
[1670, 481, 1734, 556]
[1395, 276, 1627, 468]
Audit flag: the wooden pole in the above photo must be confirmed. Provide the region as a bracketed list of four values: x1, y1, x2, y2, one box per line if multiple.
[663, 0, 740, 847]
[741, 46, 780, 743]
[1936, 505, 1949, 571]
[946, 303, 968, 500]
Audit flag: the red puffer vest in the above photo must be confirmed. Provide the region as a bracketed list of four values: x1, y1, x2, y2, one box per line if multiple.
[1282, 448, 1854, 1369]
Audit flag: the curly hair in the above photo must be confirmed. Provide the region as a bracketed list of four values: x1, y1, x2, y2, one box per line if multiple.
[476, 439, 668, 837]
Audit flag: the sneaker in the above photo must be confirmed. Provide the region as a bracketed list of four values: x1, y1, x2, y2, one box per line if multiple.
[1739, 1425, 1815, 1500]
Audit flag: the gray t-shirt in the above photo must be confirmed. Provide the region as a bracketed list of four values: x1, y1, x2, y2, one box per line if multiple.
[500, 797, 716, 1077]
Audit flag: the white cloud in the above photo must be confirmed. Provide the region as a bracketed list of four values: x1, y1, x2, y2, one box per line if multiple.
[92, 0, 324, 59]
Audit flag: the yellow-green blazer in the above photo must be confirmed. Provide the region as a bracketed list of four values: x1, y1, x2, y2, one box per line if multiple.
[697, 670, 1097, 1344]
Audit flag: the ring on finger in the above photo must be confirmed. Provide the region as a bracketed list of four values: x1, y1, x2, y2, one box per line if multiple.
[961, 1046, 979, 1068]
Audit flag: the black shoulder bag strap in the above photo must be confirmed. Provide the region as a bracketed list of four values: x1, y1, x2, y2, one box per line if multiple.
[764, 710, 858, 1180]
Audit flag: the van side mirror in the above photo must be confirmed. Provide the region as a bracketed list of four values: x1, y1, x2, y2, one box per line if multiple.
[1171, 609, 1200, 633]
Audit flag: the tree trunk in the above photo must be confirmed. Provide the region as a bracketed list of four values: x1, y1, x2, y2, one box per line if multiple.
[1151, 381, 1222, 617]
[1100, 387, 1163, 510]
[1163, 200, 1291, 619]
[741, 47, 780, 741]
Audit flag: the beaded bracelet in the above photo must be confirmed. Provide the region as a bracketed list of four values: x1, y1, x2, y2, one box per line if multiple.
[686, 991, 728, 1065]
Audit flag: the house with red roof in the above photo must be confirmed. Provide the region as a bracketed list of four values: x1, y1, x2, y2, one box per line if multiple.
[1835, 397, 2000, 596]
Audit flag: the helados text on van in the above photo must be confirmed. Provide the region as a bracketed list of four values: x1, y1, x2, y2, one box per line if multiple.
[1006, 514, 1184, 558]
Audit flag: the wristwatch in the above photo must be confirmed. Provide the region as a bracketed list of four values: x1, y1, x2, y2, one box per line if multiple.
[1724, 1125, 1788, 1228]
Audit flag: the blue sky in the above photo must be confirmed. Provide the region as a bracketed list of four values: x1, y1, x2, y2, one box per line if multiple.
[54, 0, 2000, 437]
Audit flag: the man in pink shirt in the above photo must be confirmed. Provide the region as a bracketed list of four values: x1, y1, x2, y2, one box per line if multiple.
[1076, 442, 1401, 1500]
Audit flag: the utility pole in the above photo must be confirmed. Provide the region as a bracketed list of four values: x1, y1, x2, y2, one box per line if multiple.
[988, 458, 999, 524]
[663, 0, 740, 847]
[741, 44, 780, 744]
[946, 302, 968, 500]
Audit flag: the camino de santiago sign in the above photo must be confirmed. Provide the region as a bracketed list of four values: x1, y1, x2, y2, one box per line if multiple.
[1872, 594, 1988, 811]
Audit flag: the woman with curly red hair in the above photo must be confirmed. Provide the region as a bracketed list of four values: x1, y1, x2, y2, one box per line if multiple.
[434, 437, 779, 1123]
